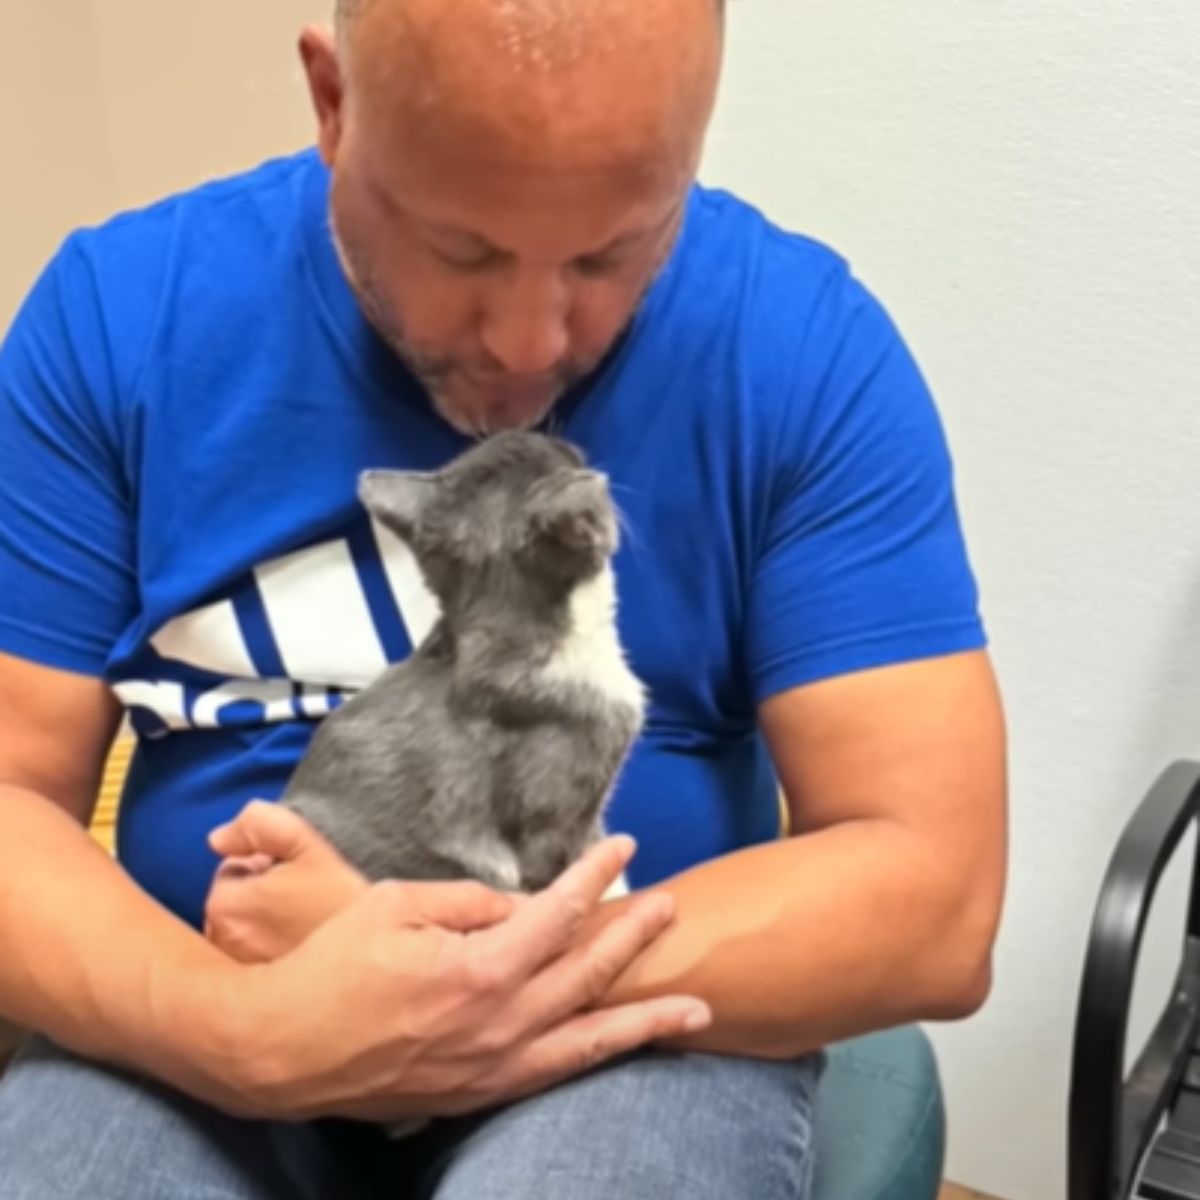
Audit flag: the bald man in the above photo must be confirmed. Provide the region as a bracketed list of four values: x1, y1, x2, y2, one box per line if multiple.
[0, 0, 1006, 1196]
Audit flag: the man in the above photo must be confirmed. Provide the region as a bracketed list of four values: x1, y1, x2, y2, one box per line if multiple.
[0, 0, 1006, 1195]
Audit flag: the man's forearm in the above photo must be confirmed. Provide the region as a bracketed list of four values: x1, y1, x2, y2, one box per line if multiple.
[602, 821, 995, 1059]
[0, 785, 250, 1107]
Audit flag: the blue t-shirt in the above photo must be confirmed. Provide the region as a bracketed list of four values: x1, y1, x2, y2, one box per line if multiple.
[0, 150, 986, 929]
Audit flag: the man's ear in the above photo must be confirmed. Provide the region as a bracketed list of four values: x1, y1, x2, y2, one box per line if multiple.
[299, 25, 344, 167]
[359, 470, 436, 540]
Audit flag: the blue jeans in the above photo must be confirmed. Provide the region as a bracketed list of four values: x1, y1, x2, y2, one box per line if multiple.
[0, 1036, 820, 1198]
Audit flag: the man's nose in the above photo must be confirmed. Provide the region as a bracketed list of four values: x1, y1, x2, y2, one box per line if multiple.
[479, 270, 570, 377]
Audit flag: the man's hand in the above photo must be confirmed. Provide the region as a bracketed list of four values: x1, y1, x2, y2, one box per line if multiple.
[218, 835, 711, 1124]
[204, 802, 370, 963]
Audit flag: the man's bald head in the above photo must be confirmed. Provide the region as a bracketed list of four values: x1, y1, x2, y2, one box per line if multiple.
[328, 0, 723, 181]
[299, 0, 725, 434]
[333, 0, 724, 36]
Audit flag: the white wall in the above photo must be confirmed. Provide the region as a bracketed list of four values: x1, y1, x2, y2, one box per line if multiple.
[6, 3, 1200, 1196]
[700, 3, 1200, 1196]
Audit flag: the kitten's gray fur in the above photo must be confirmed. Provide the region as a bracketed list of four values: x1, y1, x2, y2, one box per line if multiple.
[280, 431, 645, 895]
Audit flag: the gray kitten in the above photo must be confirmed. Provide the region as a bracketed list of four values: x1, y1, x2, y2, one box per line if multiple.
[281, 431, 645, 897]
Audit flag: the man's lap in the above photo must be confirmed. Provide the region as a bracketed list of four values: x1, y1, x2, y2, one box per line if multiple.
[413, 1046, 822, 1200]
[0, 1036, 822, 1200]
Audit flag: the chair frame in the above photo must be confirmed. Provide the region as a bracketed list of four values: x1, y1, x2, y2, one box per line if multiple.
[1069, 760, 1200, 1200]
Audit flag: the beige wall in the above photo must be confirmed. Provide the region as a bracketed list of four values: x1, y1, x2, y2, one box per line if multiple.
[4, 6, 113, 323]
[1, 1, 324, 326]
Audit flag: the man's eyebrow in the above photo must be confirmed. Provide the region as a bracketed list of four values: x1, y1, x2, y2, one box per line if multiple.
[419, 209, 676, 260]
[419, 221, 503, 252]
[583, 226, 659, 258]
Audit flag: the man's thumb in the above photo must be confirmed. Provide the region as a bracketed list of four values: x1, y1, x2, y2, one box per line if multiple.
[398, 880, 518, 933]
[208, 800, 314, 862]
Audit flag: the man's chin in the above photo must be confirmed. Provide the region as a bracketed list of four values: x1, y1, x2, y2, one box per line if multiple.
[429, 386, 564, 438]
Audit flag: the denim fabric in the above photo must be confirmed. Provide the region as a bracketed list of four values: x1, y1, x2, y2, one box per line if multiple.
[0, 1036, 820, 1199]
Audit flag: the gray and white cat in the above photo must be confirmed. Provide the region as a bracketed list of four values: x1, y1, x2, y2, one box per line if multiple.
[281, 431, 645, 898]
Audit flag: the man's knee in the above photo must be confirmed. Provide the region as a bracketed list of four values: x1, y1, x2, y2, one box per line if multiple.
[424, 1050, 822, 1200]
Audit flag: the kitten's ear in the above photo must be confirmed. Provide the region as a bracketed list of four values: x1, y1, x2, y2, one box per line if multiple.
[533, 473, 605, 553]
[358, 470, 435, 539]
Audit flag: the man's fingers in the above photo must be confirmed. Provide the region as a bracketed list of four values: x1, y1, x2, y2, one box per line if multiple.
[477, 836, 636, 982]
[497, 995, 712, 1102]
[208, 801, 320, 862]
[520, 891, 678, 1031]
[213, 852, 276, 882]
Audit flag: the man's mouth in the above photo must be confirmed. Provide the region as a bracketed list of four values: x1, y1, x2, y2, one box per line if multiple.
[461, 370, 561, 394]
[427, 371, 568, 436]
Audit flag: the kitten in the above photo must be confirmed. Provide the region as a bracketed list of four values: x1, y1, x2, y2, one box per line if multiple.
[280, 431, 645, 899]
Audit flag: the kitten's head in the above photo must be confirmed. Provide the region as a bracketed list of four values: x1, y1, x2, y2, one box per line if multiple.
[359, 432, 618, 610]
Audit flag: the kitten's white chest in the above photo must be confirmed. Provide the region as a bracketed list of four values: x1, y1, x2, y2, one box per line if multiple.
[543, 567, 645, 714]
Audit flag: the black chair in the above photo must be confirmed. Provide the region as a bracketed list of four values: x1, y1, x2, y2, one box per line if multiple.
[1070, 760, 1200, 1199]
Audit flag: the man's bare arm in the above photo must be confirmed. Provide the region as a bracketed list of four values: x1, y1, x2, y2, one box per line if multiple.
[0, 651, 711, 1120]
[0, 652, 250, 1102]
[597, 649, 1008, 1058]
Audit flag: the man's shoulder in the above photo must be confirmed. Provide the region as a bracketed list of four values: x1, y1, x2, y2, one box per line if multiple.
[670, 184, 885, 359]
[65, 148, 320, 270]
[24, 150, 323, 387]
[669, 185, 903, 405]
[684, 184, 852, 299]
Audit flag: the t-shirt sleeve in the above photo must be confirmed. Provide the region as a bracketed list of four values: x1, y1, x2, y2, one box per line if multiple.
[746, 263, 986, 702]
[0, 237, 138, 676]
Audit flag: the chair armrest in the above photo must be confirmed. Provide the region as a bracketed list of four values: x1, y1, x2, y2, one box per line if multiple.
[1069, 760, 1200, 1200]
